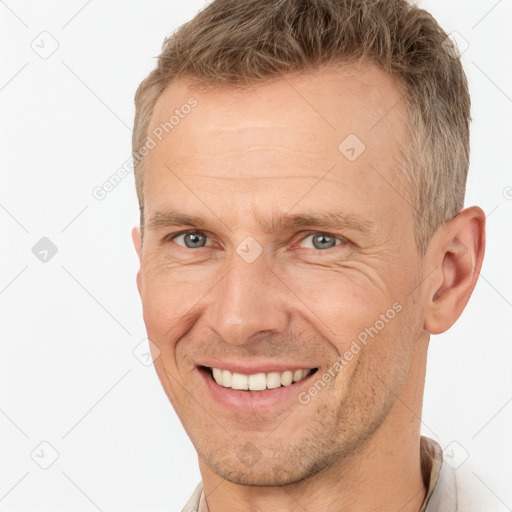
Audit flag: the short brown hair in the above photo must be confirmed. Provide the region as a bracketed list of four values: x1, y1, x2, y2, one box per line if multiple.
[133, 0, 470, 255]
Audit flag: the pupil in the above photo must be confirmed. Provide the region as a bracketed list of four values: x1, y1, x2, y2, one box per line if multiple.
[185, 233, 205, 248]
[313, 234, 335, 249]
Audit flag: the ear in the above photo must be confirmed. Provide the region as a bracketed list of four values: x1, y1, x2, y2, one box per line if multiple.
[131, 226, 143, 296]
[423, 206, 486, 335]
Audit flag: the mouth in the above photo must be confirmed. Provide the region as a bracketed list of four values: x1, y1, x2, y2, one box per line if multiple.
[201, 365, 318, 391]
[195, 362, 320, 412]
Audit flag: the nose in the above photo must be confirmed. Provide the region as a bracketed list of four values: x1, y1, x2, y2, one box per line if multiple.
[204, 255, 290, 345]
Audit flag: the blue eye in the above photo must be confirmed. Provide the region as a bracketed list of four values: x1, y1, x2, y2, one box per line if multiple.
[300, 233, 340, 250]
[173, 232, 209, 248]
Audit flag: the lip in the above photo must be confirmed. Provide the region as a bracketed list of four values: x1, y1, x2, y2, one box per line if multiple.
[197, 365, 319, 412]
[197, 359, 317, 375]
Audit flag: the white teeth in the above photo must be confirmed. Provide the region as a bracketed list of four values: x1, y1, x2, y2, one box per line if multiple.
[280, 370, 293, 386]
[212, 368, 223, 383]
[221, 369, 232, 387]
[231, 372, 248, 390]
[210, 367, 313, 391]
[248, 373, 267, 390]
[293, 369, 304, 382]
[266, 372, 281, 389]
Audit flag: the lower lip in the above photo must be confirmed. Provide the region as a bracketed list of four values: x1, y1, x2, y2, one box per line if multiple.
[198, 367, 317, 412]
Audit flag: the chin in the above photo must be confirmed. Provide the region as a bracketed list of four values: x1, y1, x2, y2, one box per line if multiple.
[213, 466, 306, 487]
[204, 450, 332, 487]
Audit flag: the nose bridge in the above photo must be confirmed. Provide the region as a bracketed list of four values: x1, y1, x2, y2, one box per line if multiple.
[206, 255, 289, 345]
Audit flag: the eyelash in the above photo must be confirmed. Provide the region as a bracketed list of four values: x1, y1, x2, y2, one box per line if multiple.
[164, 230, 349, 251]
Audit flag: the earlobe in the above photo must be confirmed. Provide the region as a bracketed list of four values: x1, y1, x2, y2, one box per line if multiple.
[423, 207, 486, 335]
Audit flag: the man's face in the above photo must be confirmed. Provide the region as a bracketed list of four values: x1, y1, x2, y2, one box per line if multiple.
[134, 65, 428, 485]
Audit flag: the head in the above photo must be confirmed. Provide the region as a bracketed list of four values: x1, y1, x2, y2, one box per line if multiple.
[131, 0, 485, 487]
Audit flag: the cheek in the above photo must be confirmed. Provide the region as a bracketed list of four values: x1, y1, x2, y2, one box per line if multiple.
[354, 292, 422, 386]
[140, 266, 212, 357]
[140, 269, 209, 408]
[282, 265, 395, 342]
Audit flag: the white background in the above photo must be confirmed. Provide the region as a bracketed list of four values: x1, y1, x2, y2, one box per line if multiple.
[1, 1, 511, 510]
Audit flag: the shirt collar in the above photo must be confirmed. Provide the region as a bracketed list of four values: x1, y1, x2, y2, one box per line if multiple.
[419, 436, 444, 511]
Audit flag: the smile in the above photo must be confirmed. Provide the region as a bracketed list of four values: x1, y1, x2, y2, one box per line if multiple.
[208, 366, 317, 391]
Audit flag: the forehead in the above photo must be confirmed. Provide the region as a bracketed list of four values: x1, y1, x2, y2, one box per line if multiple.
[151, 65, 405, 144]
[143, 64, 410, 224]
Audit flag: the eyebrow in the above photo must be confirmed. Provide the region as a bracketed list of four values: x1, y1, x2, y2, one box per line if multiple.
[147, 208, 378, 236]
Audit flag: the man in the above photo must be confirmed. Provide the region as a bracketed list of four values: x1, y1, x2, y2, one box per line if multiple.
[131, 1, 487, 510]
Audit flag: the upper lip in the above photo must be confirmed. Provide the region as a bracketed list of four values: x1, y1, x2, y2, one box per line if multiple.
[198, 360, 318, 375]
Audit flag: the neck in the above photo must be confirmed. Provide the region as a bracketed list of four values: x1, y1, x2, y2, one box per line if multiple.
[199, 337, 429, 512]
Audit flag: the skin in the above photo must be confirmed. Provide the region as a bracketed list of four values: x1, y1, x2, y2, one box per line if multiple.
[132, 64, 485, 512]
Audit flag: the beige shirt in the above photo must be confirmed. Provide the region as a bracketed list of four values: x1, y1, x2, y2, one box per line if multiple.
[180, 436, 489, 512]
